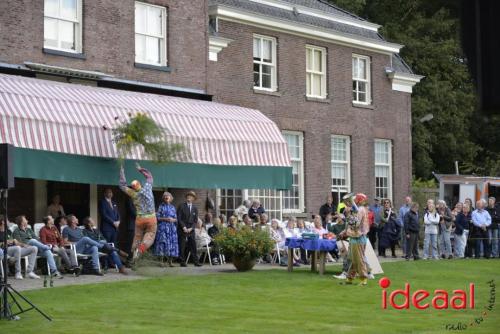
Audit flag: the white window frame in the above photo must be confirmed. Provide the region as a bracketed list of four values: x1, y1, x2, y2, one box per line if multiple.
[43, 0, 83, 53]
[306, 45, 327, 99]
[134, 1, 168, 66]
[374, 139, 392, 201]
[253, 34, 278, 92]
[282, 131, 305, 214]
[216, 189, 283, 221]
[331, 135, 351, 195]
[352, 54, 371, 105]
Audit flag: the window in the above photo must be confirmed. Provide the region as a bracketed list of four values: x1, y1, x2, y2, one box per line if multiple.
[282, 131, 304, 213]
[306, 46, 327, 98]
[374, 139, 392, 200]
[135, 2, 167, 66]
[44, 0, 82, 52]
[217, 189, 282, 220]
[218, 189, 243, 218]
[331, 135, 350, 202]
[253, 35, 277, 91]
[352, 54, 371, 104]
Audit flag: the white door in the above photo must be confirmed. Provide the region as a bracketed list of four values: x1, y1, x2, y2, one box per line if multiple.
[459, 184, 476, 204]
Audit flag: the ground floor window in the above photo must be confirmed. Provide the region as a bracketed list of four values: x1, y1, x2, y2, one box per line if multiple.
[217, 189, 282, 220]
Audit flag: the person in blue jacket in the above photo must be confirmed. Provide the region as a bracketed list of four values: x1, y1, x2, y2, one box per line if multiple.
[99, 188, 121, 244]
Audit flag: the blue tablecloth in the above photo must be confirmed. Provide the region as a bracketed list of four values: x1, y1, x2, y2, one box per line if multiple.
[285, 237, 337, 251]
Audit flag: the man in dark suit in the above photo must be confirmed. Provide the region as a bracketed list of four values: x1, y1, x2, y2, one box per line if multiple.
[99, 188, 120, 244]
[177, 191, 202, 267]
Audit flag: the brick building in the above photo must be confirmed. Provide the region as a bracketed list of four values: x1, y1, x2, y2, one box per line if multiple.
[0, 0, 421, 232]
[208, 0, 422, 218]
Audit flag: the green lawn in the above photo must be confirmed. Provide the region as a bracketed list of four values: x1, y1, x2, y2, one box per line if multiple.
[1, 260, 499, 334]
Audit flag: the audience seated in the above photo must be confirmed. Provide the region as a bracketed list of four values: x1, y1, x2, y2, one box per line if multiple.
[13, 215, 63, 278]
[312, 216, 328, 237]
[82, 217, 127, 275]
[0, 215, 38, 279]
[62, 215, 107, 276]
[39, 215, 79, 275]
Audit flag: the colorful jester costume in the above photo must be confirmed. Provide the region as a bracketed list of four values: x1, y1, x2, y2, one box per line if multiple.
[119, 166, 157, 256]
[345, 193, 370, 285]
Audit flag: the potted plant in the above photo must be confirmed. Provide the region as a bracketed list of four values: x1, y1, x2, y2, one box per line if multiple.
[214, 226, 274, 271]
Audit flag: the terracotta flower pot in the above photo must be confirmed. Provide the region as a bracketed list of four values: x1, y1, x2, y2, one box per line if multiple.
[232, 257, 256, 272]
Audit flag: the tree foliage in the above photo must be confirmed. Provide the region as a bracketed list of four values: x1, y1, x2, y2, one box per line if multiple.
[328, 0, 499, 177]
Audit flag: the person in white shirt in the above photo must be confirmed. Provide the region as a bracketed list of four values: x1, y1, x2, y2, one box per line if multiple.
[423, 202, 440, 260]
[194, 219, 211, 249]
[283, 217, 299, 239]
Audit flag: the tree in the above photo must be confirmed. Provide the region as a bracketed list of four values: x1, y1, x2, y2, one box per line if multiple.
[328, 0, 491, 177]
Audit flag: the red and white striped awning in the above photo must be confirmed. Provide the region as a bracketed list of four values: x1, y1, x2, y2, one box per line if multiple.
[0, 74, 290, 167]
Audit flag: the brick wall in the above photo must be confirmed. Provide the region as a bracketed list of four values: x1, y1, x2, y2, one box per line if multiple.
[209, 20, 413, 212]
[0, 0, 208, 91]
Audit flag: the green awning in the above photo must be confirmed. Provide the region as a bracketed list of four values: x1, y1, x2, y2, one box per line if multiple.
[14, 148, 292, 190]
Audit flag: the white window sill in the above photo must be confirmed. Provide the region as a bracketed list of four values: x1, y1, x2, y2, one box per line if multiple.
[306, 96, 330, 103]
[352, 102, 374, 109]
[253, 88, 281, 97]
[43, 48, 86, 59]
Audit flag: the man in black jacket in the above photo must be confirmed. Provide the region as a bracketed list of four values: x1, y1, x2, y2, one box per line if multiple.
[404, 202, 420, 260]
[177, 191, 201, 267]
[319, 194, 336, 228]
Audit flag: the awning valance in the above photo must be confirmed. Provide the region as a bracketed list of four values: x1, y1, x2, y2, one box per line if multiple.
[0, 74, 292, 189]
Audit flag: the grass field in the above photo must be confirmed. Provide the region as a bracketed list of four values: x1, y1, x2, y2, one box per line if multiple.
[1, 260, 499, 334]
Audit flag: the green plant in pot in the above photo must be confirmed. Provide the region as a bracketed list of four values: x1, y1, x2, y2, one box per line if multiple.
[214, 226, 274, 271]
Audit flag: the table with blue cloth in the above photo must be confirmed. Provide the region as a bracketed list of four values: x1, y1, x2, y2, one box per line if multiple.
[285, 237, 337, 275]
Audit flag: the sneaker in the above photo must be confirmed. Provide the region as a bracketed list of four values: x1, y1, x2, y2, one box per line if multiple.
[15, 272, 23, 280]
[28, 271, 40, 279]
[51, 271, 64, 279]
[333, 272, 347, 280]
[93, 269, 104, 276]
[367, 273, 375, 279]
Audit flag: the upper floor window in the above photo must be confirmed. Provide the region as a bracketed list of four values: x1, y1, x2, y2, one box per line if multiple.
[253, 35, 277, 91]
[374, 139, 392, 200]
[352, 54, 371, 104]
[135, 2, 167, 66]
[44, 0, 82, 53]
[306, 45, 327, 98]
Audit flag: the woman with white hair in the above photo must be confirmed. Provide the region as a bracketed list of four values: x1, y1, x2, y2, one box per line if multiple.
[154, 191, 179, 266]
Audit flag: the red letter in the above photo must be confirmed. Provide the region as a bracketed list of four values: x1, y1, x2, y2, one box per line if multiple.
[470, 283, 475, 309]
[413, 290, 430, 309]
[389, 283, 410, 309]
[432, 290, 449, 309]
[382, 289, 387, 309]
[450, 290, 467, 309]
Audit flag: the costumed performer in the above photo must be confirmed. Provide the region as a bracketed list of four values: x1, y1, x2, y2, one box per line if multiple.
[119, 164, 157, 259]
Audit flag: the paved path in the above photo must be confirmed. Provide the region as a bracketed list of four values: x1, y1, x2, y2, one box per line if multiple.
[7, 255, 405, 292]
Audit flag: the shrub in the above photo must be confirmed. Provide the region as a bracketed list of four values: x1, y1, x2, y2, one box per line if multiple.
[214, 226, 274, 261]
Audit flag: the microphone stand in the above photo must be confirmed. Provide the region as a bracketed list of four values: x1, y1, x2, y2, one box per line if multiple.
[0, 189, 51, 321]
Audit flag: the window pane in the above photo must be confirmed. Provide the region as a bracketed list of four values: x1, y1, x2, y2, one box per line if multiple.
[135, 4, 147, 34]
[135, 34, 146, 62]
[312, 74, 321, 96]
[145, 36, 160, 64]
[306, 74, 311, 96]
[147, 6, 162, 36]
[262, 65, 271, 88]
[358, 92, 366, 102]
[358, 81, 367, 93]
[253, 63, 260, 87]
[44, 0, 59, 17]
[253, 38, 261, 60]
[313, 50, 322, 72]
[61, 0, 77, 20]
[59, 21, 75, 50]
[44, 17, 58, 48]
[306, 48, 312, 71]
[352, 57, 358, 78]
[262, 39, 272, 63]
[358, 58, 366, 79]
